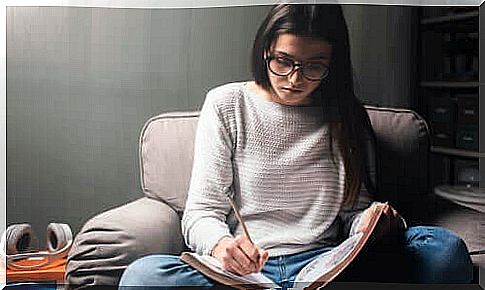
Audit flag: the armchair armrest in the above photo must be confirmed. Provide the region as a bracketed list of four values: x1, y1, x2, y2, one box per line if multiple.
[65, 197, 185, 289]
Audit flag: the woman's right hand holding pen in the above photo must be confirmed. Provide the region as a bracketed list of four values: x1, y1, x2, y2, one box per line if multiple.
[211, 235, 269, 276]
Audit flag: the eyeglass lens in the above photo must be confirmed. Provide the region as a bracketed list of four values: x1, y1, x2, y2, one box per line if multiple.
[268, 56, 328, 80]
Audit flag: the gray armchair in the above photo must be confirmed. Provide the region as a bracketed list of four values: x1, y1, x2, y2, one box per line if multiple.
[65, 107, 484, 288]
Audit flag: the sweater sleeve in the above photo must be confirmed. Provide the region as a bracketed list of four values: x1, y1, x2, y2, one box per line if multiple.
[338, 182, 373, 238]
[181, 92, 235, 256]
[340, 184, 408, 238]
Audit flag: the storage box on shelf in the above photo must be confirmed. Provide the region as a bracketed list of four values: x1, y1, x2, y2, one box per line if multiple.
[454, 159, 479, 187]
[428, 92, 454, 147]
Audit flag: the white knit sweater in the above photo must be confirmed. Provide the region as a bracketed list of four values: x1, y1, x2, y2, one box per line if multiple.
[182, 82, 372, 257]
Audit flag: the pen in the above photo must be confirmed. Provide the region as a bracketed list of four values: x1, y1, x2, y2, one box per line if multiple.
[224, 187, 254, 245]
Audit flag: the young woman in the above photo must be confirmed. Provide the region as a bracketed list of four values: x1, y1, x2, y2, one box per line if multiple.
[119, 4, 473, 289]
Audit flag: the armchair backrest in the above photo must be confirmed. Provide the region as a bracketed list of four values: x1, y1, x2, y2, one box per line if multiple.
[365, 106, 430, 207]
[139, 106, 430, 215]
[139, 111, 199, 213]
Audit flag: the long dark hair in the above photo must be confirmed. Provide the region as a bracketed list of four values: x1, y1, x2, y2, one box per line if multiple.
[251, 4, 372, 207]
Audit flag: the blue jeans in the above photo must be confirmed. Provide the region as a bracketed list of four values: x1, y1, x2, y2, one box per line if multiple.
[118, 226, 473, 289]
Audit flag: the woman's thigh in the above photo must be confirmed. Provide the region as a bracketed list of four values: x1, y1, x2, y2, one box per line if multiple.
[402, 226, 473, 283]
[334, 234, 410, 283]
[335, 226, 473, 284]
[118, 254, 223, 289]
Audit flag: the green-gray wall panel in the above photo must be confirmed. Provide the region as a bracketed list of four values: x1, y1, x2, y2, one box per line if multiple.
[7, 6, 271, 243]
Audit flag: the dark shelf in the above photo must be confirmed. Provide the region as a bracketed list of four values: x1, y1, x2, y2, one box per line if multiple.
[421, 11, 479, 25]
[431, 146, 483, 158]
[420, 11, 478, 33]
[420, 81, 479, 88]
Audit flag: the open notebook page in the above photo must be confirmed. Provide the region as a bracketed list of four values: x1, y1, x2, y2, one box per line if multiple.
[189, 254, 279, 288]
[293, 232, 363, 288]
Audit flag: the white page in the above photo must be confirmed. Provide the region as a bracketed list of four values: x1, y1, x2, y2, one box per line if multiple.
[293, 233, 363, 288]
[189, 254, 280, 288]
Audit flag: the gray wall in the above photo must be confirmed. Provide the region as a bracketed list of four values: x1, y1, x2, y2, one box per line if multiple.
[344, 5, 417, 107]
[7, 5, 416, 244]
[7, 6, 271, 243]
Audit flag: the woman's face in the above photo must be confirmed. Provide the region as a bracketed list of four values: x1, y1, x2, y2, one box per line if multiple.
[266, 33, 332, 106]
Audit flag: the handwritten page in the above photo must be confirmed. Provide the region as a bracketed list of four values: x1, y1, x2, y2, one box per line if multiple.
[293, 233, 363, 288]
[186, 253, 279, 287]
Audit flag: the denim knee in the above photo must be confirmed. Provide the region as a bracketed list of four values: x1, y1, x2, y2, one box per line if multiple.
[119, 255, 175, 288]
[118, 254, 214, 289]
[404, 226, 473, 283]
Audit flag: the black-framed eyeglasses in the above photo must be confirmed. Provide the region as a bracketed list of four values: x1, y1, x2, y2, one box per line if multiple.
[266, 55, 330, 81]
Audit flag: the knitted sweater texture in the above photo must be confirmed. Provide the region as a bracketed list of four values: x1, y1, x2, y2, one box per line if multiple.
[182, 82, 372, 257]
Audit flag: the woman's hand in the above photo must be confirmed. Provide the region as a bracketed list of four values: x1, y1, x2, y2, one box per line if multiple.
[211, 235, 269, 276]
[359, 203, 405, 243]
